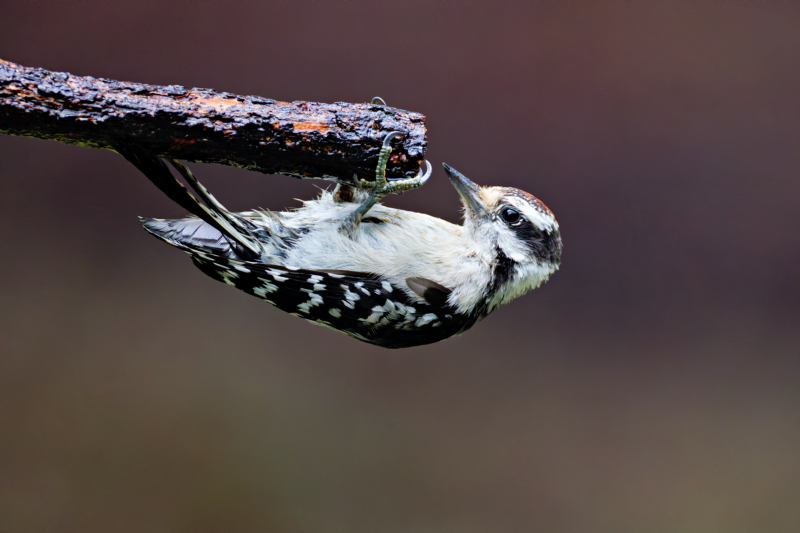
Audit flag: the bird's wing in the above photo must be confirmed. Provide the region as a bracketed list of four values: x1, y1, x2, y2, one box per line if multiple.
[190, 255, 476, 348]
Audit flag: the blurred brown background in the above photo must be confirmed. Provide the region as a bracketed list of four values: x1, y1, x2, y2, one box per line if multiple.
[1, 2, 799, 532]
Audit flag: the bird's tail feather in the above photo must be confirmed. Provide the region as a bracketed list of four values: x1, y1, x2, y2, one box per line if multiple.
[138, 216, 237, 258]
[113, 142, 264, 259]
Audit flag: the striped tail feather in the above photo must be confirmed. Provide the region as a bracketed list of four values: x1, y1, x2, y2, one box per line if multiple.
[113, 142, 266, 260]
[140, 216, 248, 259]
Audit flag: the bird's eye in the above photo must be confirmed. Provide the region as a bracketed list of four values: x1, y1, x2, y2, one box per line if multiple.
[500, 207, 521, 225]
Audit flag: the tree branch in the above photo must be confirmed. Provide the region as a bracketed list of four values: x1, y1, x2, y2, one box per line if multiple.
[0, 59, 427, 184]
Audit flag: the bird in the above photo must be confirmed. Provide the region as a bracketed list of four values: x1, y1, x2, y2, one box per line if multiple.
[114, 141, 562, 349]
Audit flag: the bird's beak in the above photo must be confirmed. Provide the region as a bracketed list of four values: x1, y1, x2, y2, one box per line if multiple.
[442, 163, 490, 219]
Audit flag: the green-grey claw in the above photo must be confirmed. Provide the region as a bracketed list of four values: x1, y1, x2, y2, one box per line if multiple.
[339, 130, 432, 235]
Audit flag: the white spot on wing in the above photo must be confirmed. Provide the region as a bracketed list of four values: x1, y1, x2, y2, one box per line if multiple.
[414, 313, 438, 327]
[363, 312, 382, 324]
[297, 293, 324, 314]
[256, 278, 278, 293]
[253, 285, 277, 298]
[328, 308, 342, 318]
[267, 268, 288, 282]
[218, 269, 239, 286]
[360, 305, 386, 324]
[344, 288, 360, 302]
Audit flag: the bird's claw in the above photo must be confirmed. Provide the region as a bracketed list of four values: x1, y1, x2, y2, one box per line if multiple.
[339, 127, 432, 236]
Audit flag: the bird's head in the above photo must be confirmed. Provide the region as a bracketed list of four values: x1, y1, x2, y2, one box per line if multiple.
[443, 163, 562, 311]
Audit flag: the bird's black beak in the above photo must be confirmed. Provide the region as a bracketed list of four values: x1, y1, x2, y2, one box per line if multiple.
[442, 163, 490, 219]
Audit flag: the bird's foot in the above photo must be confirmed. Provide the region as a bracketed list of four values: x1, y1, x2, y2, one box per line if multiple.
[340, 127, 432, 236]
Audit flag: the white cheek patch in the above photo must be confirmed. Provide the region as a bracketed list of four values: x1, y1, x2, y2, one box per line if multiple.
[493, 226, 531, 262]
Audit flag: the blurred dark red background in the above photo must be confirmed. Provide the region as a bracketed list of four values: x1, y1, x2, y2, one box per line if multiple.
[1, 2, 799, 532]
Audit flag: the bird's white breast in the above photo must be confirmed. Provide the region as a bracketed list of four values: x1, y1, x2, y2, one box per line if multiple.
[274, 192, 494, 314]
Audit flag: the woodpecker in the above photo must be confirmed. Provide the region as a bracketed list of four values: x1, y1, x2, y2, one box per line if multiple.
[115, 142, 561, 349]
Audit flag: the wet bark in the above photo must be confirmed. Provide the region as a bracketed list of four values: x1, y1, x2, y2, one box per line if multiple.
[0, 59, 427, 184]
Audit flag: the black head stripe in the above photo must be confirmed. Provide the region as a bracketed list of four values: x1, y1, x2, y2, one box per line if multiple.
[513, 222, 562, 262]
[490, 248, 515, 292]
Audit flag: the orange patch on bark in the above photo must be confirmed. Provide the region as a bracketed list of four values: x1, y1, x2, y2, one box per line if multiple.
[292, 121, 331, 133]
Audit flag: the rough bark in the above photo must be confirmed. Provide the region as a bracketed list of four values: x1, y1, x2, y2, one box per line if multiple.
[0, 59, 427, 184]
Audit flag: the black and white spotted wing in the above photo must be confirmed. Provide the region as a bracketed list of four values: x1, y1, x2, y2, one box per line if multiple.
[189, 254, 477, 349]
